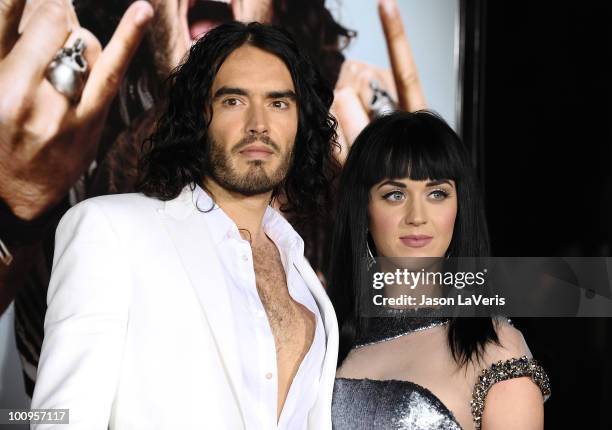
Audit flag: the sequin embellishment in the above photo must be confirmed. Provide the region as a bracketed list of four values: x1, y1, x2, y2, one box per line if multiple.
[471, 356, 551, 429]
[354, 307, 450, 349]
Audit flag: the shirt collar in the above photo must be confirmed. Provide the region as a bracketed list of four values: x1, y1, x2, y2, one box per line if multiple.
[191, 185, 236, 245]
[193, 184, 304, 255]
[262, 205, 304, 257]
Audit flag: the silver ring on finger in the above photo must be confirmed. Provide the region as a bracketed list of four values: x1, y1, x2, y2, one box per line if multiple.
[368, 79, 397, 118]
[45, 38, 89, 103]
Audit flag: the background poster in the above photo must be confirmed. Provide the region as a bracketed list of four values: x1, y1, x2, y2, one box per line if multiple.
[0, 0, 460, 417]
[1, 0, 611, 428]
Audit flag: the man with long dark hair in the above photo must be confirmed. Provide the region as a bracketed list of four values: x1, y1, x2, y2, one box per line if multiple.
[30, 22, 339, 429]
[1, 0, 423, 400]
[0, 0, 353, 398]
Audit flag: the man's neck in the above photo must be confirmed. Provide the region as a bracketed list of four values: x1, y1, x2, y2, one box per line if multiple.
[202, 178, 272, 246]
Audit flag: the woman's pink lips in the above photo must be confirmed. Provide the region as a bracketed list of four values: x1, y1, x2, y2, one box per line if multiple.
[399, 235, 433, 248]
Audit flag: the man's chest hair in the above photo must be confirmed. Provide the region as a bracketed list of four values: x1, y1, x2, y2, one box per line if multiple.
[251, 240, 313, 347]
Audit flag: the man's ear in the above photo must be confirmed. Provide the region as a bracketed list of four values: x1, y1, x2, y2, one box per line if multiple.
[203, 102, 213, 125]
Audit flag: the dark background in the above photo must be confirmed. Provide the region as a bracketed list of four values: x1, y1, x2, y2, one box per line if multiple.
[461, 1, 612, 428]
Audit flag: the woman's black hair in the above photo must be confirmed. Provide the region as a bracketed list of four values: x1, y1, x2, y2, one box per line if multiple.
[136, 22, 339, 226]
[327, 110, 498, 367]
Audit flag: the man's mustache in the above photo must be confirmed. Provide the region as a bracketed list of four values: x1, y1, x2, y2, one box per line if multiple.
[232, 134, 280, 153]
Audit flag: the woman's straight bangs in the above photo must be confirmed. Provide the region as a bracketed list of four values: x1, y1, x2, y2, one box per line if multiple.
[359, 112, 466, 189]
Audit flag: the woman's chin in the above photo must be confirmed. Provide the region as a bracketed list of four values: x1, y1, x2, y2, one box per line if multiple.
[380, 253, 444, 272]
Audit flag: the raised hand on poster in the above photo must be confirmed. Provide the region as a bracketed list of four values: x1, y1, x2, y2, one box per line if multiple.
[332, 0, 427, 165]
[231, 0, 273, 23]
[0, 0, 153, 222]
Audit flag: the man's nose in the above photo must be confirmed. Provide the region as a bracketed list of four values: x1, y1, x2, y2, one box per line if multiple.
[245, 104, 269, 135]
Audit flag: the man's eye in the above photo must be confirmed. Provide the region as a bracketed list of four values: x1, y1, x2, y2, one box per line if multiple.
[271, 100, 289, 109]
[383, 190, 405, 202]
[222, 98, 242, 106]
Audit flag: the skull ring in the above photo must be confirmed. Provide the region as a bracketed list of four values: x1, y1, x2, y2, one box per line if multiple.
[45, 38, 89, 102]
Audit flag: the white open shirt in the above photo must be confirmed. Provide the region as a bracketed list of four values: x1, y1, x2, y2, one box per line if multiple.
[194, 186, 325, 430]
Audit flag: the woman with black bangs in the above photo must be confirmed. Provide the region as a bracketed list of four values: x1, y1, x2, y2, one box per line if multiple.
[327, 111, 550, 430]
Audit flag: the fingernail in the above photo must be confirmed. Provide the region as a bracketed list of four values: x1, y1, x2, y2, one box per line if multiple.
[133, 2, 154, 26]
[380, 0, 397, 16]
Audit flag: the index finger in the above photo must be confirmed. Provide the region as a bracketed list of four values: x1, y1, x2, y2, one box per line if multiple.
[78, 1, 153, 116]
[378, 0, 426, 111]
[0, 0, 26, 58]
[4, 0, 70, 84]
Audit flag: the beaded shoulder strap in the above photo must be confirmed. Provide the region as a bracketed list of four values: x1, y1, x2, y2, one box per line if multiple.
[470, 356, 551, 430]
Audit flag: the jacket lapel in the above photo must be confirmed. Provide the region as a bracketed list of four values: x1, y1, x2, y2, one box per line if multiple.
[159, 186, 247, 427]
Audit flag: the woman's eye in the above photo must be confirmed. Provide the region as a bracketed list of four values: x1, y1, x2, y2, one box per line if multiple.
[383, 190, 405, 202]
[429, 189, 449, 200]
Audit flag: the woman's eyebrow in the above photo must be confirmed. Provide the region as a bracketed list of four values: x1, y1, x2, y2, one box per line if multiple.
[376, 180, 406, 189]
[426, 179, 453, 187]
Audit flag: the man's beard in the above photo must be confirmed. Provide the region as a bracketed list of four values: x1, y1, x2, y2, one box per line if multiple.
[207, 134, 294, 196]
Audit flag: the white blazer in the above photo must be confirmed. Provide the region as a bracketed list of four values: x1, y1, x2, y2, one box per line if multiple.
[31, 186, 339, 430]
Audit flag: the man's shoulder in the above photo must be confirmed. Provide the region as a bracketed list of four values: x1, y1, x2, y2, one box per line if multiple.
[74, 192, 162, 214]
[61, 192, 165, 230]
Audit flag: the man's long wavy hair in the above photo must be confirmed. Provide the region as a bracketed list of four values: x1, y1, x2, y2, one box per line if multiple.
[136, 22, 339, 224]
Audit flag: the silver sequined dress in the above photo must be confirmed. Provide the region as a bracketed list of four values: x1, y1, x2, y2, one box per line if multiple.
[331, 313, 550, 430]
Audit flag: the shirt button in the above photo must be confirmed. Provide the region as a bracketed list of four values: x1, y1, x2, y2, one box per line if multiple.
[265, 372, 273, 380]
[242, 254, 249, 262]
